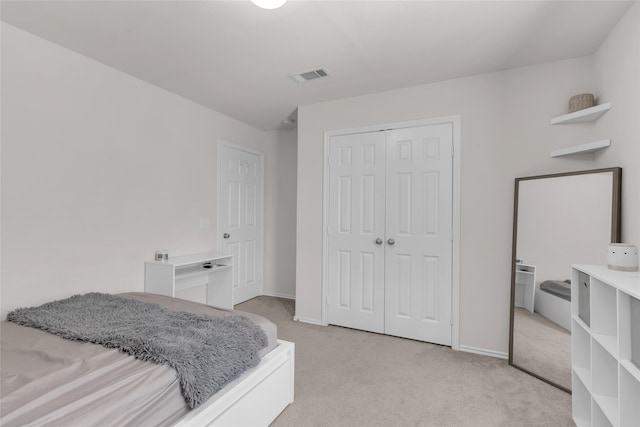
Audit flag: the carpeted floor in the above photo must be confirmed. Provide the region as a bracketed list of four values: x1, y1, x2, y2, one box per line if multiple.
[236, 296, 574, 427]
[512, 307, 571, 391]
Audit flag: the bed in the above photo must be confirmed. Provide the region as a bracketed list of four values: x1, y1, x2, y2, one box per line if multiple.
[0, 292, 294, 426]
[534, 280, 571, 331]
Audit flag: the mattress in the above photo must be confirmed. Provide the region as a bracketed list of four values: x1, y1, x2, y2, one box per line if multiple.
[0, 292, 277, 427]
[539, 280, 571, 301]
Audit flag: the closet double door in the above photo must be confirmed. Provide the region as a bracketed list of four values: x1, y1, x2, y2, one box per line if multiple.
[326, 124, 453, 346]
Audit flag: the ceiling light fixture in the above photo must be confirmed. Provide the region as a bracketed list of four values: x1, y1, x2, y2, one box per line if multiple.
[250, 0, 287, 10]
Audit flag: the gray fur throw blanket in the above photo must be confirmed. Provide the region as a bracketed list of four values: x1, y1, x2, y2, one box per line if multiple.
[7, 293, 268, 409]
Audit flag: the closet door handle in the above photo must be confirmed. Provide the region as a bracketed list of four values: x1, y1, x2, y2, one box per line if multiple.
[375, 238, 383, 245]
[223, 233, 230, 239]
[387, 238, 395, 246]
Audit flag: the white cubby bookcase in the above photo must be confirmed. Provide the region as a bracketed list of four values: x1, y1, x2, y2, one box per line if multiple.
[571, 265, 640, 427]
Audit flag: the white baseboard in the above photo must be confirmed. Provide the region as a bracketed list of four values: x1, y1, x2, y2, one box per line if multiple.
[459, 345, 508, 360]
[293, 316, 325, 326]
[262, 291, 295, 300]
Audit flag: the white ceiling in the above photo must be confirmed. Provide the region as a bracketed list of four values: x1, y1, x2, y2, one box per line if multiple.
[1, 0, 634, 130]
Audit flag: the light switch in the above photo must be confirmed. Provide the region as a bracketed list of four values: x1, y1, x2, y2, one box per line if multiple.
[199, 217, 210, 229]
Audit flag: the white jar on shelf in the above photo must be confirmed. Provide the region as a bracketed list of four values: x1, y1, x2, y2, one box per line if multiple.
[607, 244, 638, 272]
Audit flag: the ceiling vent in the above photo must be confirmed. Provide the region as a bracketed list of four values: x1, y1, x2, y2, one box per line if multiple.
[288, 67, 332, 84]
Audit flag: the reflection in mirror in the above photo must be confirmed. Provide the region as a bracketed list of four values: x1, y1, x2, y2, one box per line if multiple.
[509, 168, 621, 392]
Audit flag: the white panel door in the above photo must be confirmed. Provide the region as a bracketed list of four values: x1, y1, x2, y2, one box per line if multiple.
[384, 124, 453, 345]
[219, 144, 263, 305]
[326, 123, 453, 346]
[326, 131, 386, 333]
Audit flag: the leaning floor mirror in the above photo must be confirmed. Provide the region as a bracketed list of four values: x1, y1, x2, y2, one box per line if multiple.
[509, 167, 622, 392]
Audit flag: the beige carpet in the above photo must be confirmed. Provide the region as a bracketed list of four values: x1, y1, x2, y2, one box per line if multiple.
[236, 297, 574, 427]
[511, 307, 572, 391]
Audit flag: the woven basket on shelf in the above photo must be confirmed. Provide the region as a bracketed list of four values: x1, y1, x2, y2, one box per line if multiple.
[568, 93, 595, 113]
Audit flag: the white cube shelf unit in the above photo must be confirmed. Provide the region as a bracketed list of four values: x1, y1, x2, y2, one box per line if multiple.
[571, 265, 640, 427]
[145, 252, 233, 309]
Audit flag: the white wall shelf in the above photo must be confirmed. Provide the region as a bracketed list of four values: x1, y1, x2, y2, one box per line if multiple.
[145, 251, 234, 309]
[550, 139, 610, 158]
[549, 102, 611, 158]
[550, 103, 611, 125]
[571, 265, 640, 427]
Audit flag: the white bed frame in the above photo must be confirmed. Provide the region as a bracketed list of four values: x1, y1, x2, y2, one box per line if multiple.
[175, 340, 294, 427]
[534, 287, 571, 331]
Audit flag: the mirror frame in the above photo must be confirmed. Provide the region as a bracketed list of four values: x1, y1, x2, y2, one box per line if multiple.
[508, 167, 622, 393]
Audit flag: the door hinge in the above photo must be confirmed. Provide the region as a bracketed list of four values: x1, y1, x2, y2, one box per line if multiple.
[450, 229, 454, 241]
[451, 143, 455, 157]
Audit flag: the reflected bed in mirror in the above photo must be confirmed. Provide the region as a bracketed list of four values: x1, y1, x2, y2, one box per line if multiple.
[508, 167, 621, 393]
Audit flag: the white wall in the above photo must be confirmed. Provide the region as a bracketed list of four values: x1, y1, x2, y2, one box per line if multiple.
[0, 23, 297, 317]
[593, 1, 640, 246]
[295, 3, 639, 354]
[263, 128, 297, 299]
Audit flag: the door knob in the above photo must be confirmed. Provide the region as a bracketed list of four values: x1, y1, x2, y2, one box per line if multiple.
[223, 233, 230, 239]
[375, 238, 383, 245]
[387, 238, 395, 245]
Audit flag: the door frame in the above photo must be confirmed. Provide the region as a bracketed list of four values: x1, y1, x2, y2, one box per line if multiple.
[321, 116, 461, 350]
[217, 140, 265, 302]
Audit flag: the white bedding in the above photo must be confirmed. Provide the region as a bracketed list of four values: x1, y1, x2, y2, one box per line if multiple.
[534, 287, 571, 331]
[0, 293, 278, 427]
